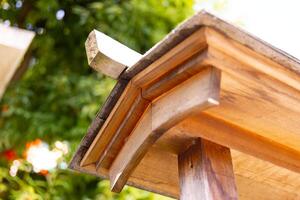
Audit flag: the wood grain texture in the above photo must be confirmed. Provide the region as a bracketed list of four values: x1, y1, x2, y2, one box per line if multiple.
[178, 139, 238, 200]
[231, 151, 300, 199]
[142, 51, 209, 100]
[95, 54, 209, 169]
[80, 81, 140, 166]
[109, 67, 221, 192]
[95, 94, 150, 170]
[204, 27, 300, 91]
[85, 30, 142, 79]
[172, 113, 300, 173]
[151, 67, 220, 132]
[131, 28, 207, 88]
[205, 47, 300, 153]
[77, 149, 300, 200]
[72, 11, 300, 199]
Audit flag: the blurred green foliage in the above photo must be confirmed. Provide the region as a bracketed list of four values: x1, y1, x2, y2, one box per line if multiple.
[0, 0, 194, 199]
[0, 0, 194, 150]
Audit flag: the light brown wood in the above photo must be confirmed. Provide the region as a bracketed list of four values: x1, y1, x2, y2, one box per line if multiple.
[231, 151, 300, 199]
[94, 53, 211, 171]
[95, 93, 150, 170]
[76, 20, 300, 199]
[142, 51, 209, 100]
[132, 28, 207, 88]
[0, 24, 34, 98]
[171, 113, 300, 173]
[82, 148, 300, 200]
[109, 67, 221, 192]
[178, 139, 238, 200]
[80, 81, 141, 166]
[82, 32, 208, 168]
[82, 147, 179, 198]
[151, 67, 220, 132]
[85, 30, 142, 79]
[204, 27, 300, 91]
[205, 47, 300, 152]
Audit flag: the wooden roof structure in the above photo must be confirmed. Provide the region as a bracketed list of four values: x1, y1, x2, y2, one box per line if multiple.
[70, 11, 300, 199]
[0, 24, 35, 99]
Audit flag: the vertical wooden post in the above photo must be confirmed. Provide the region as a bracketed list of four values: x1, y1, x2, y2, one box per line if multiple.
[178, 139, 238, 200]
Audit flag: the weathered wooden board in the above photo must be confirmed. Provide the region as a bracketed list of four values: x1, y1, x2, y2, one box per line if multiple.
[0, 24, 34, 98]
[85, 30, 142, 79]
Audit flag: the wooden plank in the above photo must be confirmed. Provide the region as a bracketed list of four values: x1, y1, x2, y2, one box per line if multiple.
[173, 113, 300, 173]
[204, 27, 300, 91]
[178, 139, 238, 200]
[142, 51, 209, 100]
[109, 67, 221, 192]
[80, 81, 140, 166]
[82, 147, 179, 198]
[95, 94, 150, 169]
[128, 147, 178, 198]
[205, 47, 300, 152]
[80, 148, 300, 199]
[85, 30, 142, 79]
[132, 28, 207, 88]
[231, 151, 300, 199]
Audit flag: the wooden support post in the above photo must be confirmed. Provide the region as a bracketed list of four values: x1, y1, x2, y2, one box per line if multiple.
[178, 139, 238, 200]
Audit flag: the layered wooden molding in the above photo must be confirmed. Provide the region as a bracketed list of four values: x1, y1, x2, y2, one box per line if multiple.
[71, 11, 300, 200]
[109, 67, 221, 192]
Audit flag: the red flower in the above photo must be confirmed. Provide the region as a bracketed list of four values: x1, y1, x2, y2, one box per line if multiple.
[2, 149, 17, 161]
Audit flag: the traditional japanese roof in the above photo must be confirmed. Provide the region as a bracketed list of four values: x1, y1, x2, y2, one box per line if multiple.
[70, 10, 300, 199]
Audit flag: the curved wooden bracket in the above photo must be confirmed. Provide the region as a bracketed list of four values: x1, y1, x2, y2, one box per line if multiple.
[109, 67, 221, 192]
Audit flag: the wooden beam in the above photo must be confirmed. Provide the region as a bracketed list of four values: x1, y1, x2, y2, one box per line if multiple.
[142, 51, 210, 100]
[178, 139, 238, 200]
[132, 28, 207, 88]
[109, 67, 221, 192]
[95, 93, 150, 169]
[174, 113, 300, 173]
[80, 81, 141, 166]
[85, 30, 142, 79]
